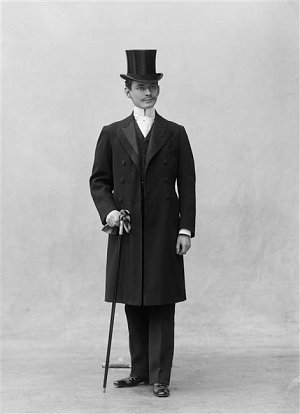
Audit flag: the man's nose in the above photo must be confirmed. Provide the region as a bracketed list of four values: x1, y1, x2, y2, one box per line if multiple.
[145, 88, 151, 95]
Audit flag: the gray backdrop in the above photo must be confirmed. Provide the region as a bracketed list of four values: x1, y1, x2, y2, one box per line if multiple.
[2, 1, 298, 357]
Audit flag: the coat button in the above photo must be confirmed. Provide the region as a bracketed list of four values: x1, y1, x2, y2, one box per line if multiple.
[164, 177, 168, 183]
[166, 195, 170, 201]
[122, 160, 126, 166]
[163, 158, 168, 165]
[120, 177, 125, 183]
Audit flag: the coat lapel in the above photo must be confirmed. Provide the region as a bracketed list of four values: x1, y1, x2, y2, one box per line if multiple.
[117, 112, 173, 172]
[145, 112, 173, 172]
[118, 115, 140, 170]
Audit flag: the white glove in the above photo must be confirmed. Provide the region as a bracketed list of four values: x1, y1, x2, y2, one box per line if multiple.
[106, 210, 120, 227]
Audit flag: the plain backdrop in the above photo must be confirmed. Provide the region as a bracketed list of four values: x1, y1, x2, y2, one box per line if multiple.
[2, 1, 298, 355]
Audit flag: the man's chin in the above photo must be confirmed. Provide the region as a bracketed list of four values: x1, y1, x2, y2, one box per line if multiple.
[142, 101, 155, 109]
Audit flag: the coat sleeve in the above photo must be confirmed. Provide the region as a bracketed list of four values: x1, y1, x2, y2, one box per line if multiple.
[89, 127, 117, 225]
[177, 126, 196, 237]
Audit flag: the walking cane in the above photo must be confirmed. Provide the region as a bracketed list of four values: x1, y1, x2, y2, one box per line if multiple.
[102, 209, 131, 393]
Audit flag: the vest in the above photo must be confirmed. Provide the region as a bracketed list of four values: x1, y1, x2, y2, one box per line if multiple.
[134, 119, 153, 180]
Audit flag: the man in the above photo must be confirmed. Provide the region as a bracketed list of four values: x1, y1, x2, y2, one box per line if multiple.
[90, 50, 195, 397]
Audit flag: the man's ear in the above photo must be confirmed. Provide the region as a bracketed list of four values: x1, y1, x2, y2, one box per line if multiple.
[124, 87, 132, 99]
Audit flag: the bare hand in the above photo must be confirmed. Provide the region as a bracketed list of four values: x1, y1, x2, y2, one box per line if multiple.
[176, 235, 191, 255]
[106, 210, 120, 227]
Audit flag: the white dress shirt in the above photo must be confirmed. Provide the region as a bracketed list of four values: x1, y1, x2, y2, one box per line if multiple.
[133, 106, 155, 137]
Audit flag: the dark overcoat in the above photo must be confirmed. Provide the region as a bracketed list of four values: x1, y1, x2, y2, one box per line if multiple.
[90, 112, 196, 306]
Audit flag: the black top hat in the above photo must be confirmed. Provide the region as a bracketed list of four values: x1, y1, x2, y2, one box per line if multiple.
[120, 49, 163, 82]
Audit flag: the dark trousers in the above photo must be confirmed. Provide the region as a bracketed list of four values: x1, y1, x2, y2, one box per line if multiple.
[125, 304, 175, 385]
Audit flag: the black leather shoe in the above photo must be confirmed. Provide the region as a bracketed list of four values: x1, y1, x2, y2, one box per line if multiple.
[113, 376, 149, 388]
[153, 383, 170, 397]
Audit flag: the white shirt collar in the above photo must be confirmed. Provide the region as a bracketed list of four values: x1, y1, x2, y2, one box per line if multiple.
[133, 106, 155, 118]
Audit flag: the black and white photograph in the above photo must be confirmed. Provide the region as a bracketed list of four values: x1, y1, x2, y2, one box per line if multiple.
[1, 1, 299, 413]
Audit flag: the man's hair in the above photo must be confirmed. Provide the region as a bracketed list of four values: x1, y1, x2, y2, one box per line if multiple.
[125, 79, 133, 90]
[125, 79, 159, 90]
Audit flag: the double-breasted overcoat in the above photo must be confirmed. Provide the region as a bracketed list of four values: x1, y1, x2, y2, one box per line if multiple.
[90, 112, 196, 306]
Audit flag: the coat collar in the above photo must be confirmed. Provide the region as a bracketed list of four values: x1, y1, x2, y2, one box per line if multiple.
[118, 112, 173, 172]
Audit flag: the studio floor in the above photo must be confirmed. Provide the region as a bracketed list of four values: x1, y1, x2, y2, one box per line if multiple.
[2, 340, 299, 414]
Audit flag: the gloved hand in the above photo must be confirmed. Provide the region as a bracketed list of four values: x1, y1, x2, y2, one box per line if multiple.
[106, 210, 120, 227]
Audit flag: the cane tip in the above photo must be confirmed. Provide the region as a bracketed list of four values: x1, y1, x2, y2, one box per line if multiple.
[103, 388, 106, 393]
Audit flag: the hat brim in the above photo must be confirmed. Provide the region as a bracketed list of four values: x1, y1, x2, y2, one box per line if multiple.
[120, 73, 163, 82]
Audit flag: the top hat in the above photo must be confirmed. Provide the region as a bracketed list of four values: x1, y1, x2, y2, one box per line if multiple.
[120, 49, 163, 82]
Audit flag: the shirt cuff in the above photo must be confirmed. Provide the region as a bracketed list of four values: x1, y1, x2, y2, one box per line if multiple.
[178, 228, 191, 237]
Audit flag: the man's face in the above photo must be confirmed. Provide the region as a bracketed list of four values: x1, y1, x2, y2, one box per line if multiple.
[125, 81, 160, 109]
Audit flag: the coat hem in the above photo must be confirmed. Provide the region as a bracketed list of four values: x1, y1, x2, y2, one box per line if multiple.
[104, 297, 187, 306]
